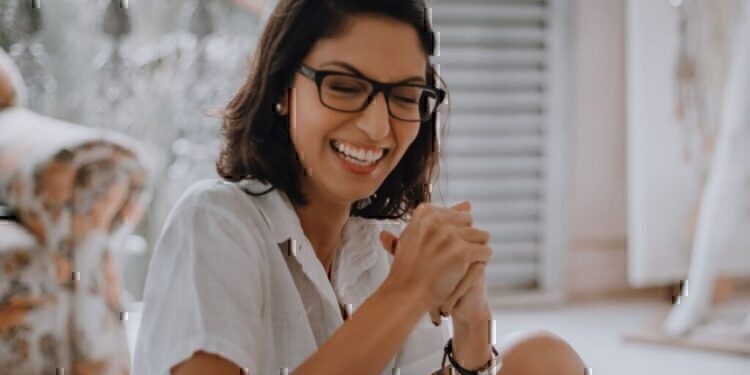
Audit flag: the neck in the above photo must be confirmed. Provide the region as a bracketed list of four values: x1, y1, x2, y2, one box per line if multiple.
[292, 185, 351, 276]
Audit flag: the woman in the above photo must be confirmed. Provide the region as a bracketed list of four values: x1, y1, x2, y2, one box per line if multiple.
[132, 1, 587, 374]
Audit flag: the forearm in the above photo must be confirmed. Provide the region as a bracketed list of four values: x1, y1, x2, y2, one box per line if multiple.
[292, 281, 429, 375]
[452, 308, 493, 370]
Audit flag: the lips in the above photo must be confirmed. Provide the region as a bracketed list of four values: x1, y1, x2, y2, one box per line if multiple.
[329, 141, 390, 175]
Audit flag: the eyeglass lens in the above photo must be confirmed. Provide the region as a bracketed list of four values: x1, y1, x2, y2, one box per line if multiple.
[320, 74, 438, 121]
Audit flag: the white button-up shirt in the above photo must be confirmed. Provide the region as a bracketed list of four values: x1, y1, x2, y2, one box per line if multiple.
[132, 178, 450, 375]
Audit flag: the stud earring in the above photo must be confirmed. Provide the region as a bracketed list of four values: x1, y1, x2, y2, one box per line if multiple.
[275, 102, 284, 114]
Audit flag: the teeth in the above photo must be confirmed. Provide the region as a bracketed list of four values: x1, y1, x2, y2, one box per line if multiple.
[343, 154, 372, 166]
[332, 141, 384, 162]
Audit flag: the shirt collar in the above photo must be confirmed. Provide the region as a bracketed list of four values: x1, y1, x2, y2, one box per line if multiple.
[236, 178, 381, 301]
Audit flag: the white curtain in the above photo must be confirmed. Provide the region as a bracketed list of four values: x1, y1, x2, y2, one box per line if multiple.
[626, 0, 750, 286]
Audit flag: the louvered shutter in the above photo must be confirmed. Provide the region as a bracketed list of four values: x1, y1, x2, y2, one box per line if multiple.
[430, 0, 570, 301]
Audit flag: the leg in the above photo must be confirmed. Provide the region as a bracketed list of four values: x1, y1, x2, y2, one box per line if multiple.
[496, 330, 588, 375]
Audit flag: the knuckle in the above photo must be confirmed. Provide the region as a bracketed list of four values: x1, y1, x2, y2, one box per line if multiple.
[427, 211, 439, 225]
[414, 203, 430, 219]
[482, 245, 493, 260]
[481, 229, 491, 242]
[477, 262, 487, 272]
[454, 248, 469, 264]
[423, 214, 437, 231]
[437, 229, 452, 246]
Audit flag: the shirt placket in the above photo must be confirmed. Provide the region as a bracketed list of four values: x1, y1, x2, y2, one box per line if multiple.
[280, 236, 345, 346]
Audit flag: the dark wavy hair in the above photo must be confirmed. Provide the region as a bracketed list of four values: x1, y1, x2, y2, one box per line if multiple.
[216, 0, 448, 220]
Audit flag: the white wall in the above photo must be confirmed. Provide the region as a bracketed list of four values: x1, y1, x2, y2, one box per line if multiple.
[566, 0, 630, 298]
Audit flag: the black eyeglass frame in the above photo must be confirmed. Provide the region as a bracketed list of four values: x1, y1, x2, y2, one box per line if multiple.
[297, 63, 446, 122]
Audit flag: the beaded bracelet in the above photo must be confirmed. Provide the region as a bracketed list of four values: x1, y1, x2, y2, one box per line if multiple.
[441, 338, 500, 375]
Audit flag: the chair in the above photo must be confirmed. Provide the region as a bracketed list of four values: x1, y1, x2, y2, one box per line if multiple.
[0, 47, 153, 374]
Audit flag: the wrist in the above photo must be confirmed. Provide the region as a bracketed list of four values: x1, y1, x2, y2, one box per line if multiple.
[453, 303, 492, 328]
[452, 309, 493, 370]
[444, 338, 500, 375]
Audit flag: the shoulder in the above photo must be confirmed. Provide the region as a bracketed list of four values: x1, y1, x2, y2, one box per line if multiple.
[169, 178, 267, 222]
[176, 179, 250, 211]
[162, 179, 271, 245]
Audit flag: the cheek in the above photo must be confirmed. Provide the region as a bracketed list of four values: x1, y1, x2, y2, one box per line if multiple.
[289, 101, 342, 159]
[289, 95, 322, 146]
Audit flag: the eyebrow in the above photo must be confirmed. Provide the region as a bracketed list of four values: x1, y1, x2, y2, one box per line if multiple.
[320, 61, 426, 85]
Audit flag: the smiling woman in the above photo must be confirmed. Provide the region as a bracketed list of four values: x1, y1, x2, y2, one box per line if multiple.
[130, 1, 586, 375]
[215, 2, 445, 221]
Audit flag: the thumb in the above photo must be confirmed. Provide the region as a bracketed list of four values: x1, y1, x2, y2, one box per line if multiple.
[379, 230, 399, 255]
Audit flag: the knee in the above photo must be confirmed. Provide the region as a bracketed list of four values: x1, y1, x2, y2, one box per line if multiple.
[496, 330, 587, 375]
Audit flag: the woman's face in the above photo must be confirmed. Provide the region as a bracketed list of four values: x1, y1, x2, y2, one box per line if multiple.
[287, 14, 427, 206]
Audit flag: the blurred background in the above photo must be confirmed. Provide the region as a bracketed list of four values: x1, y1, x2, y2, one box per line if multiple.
[0, 0, 748, 374]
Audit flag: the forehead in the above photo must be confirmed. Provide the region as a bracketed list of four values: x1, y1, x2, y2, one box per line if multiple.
[305, 14, 428, 82]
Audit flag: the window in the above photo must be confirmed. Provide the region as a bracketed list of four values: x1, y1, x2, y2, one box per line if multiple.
[431, 0, 571, 303]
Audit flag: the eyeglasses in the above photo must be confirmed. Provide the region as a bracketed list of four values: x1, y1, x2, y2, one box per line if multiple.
[297, 63, 446, 122]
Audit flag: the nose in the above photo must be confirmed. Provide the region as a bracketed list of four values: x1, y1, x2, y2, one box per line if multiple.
[356, 91, 391, 141]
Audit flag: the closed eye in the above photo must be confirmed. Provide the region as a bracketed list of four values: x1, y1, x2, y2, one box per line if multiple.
[392, 94, 419, 104]
[330, 85, 366, 94]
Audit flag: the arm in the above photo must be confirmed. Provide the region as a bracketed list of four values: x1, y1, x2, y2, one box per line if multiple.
[170, 282, 434, 375]
[292, 280, 430, 375]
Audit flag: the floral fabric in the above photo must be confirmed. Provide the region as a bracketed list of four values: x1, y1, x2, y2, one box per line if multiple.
[0, 107, 153, 374]
[0, 47, 26, 108]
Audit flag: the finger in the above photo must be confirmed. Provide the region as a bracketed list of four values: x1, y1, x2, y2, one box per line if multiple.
[379, 230, 398, 255]
[462, 243, 493, 264]
[449, 200, 471, 212]
[430, 306, 442, 326]
[434, 306, 449, 324]
[440, 263, 484, 316]
[452, 226, 490, 245]
[381, 231, 439, 324]
[432, 200, 473, 228]
[435, 209, 473, 228]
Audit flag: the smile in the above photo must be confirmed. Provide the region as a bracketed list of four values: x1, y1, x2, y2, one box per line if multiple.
[330, 140, 388, 165]
[330, 140, 389, 175]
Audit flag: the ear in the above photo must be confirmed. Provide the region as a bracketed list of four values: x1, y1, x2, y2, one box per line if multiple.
[275, 100, 287, 116]
[379, 230, 399, 256]
[275, 88, 291, 115]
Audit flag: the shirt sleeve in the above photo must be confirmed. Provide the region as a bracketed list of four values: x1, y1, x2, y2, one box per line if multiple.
[133, 188, 269, 375]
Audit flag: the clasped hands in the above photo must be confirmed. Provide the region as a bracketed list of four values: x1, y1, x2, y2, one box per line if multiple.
[379, 201, 491, 326]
